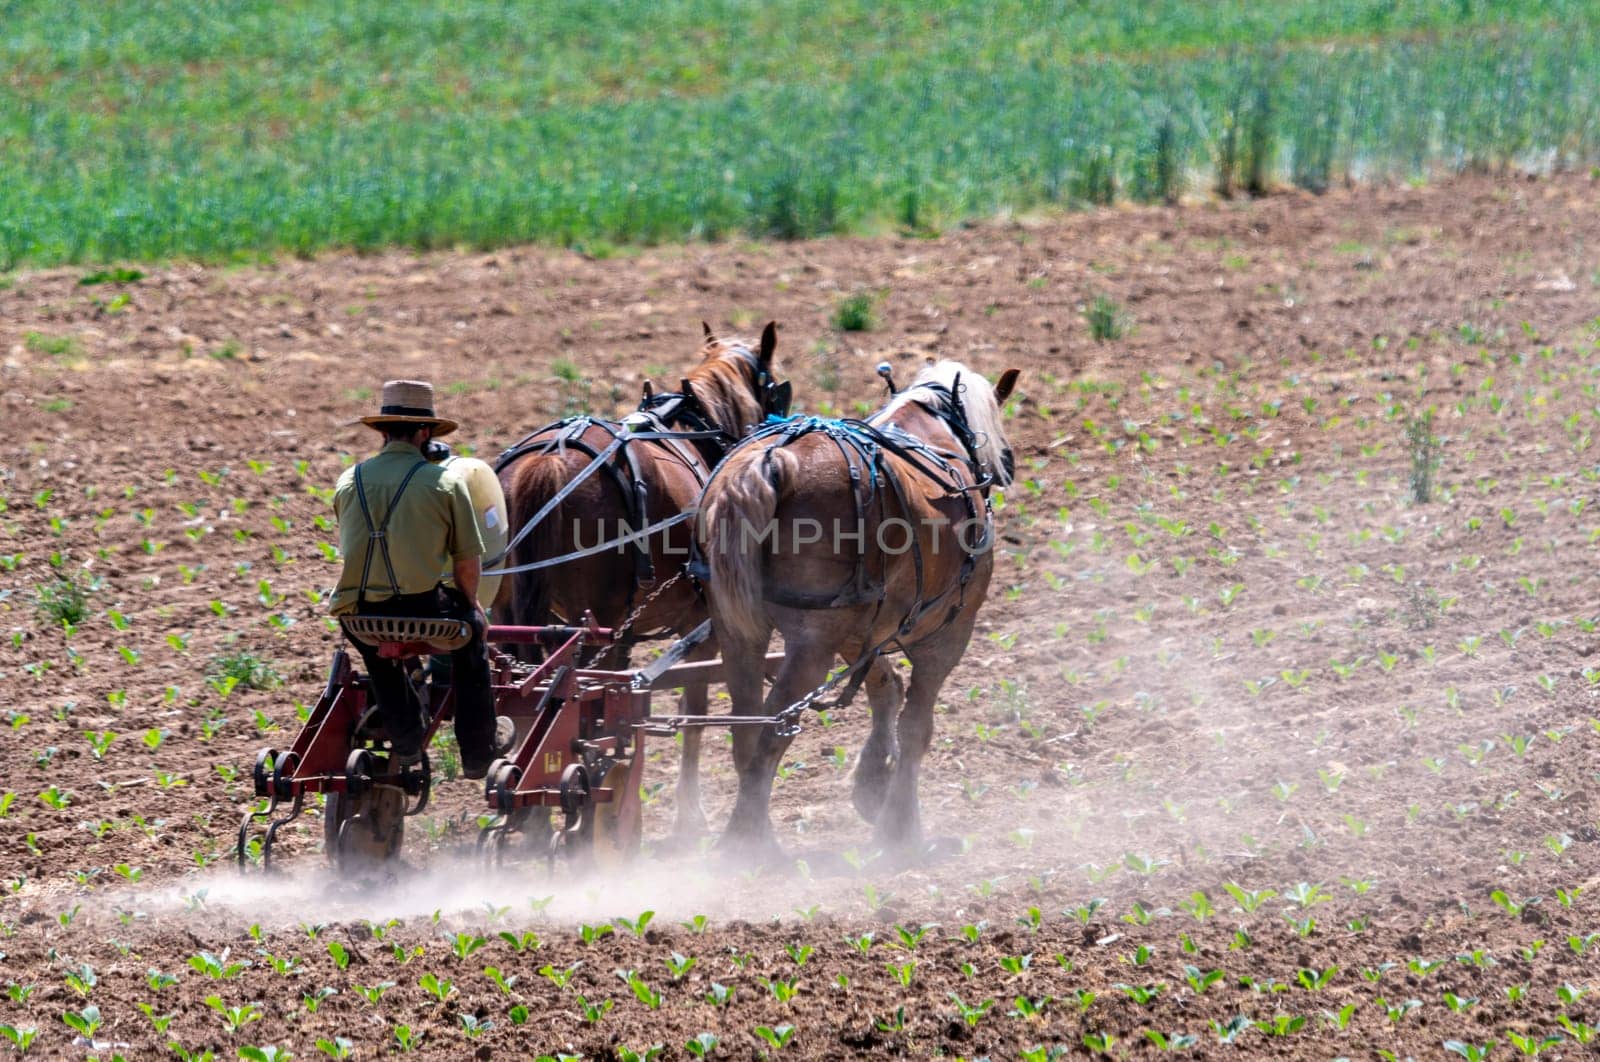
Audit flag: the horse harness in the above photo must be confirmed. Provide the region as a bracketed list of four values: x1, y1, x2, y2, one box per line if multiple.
[691, 382, 999, 726]
[696, 381, 995, 632]
[489, 349, 788, 623]
[489, 413, 717, 597]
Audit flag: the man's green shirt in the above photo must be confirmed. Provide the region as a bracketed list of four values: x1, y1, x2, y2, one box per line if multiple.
[329, 441, 484, 615]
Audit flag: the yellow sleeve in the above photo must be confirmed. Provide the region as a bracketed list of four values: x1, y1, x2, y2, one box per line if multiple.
[446, 475, 486, 561]
[332, 467, 354, 523]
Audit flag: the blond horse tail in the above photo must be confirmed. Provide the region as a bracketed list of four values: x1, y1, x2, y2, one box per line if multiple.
[701, 446, 797, 639]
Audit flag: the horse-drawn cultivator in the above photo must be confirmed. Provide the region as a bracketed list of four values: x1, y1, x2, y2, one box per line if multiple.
[239, 618, 774, 871]
[241, 340, 1017, 872]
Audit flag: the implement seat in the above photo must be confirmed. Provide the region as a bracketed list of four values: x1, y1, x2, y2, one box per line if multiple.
[340, 615, 472, 660]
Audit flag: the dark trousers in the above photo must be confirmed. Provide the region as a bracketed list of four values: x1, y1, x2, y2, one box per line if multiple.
[343, 586, 495, 764]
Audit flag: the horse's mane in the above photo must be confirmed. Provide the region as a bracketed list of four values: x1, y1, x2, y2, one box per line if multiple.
[876, 360, 1014, 486]
[683, 335, 764, 435]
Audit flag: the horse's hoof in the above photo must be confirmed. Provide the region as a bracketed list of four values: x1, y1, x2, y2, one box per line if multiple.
[669, 808, 709, 842]
[713, 830, 788, 869]
[850, 772, 890, 824]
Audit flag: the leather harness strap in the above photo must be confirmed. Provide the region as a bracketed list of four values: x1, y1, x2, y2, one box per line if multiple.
[485, 367, 769, 627]
[691, 402, 988, 617]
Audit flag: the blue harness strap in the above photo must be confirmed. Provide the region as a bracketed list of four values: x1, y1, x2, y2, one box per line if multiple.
[690, 405, 989, 615]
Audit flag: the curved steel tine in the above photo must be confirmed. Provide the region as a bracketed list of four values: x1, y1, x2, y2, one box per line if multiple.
[236, 811, 259, 871]
[236, 790, 285, 872]
[260, 792, 306, 873]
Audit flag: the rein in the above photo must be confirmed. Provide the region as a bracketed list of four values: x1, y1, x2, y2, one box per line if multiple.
[484, 419, 720, 577]
[486, 349, 784, 580]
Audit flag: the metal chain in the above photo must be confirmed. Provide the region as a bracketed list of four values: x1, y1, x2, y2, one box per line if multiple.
[582, 562, 688, 665]
[768, 654, 876, 737]
[608, 569, 685, 649]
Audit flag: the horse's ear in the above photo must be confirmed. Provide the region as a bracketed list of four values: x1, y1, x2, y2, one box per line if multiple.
[995, 368, 1022, 403]
[641, 380, 654, 400]
[758, 321, 778, 368]
[702, 321, 715, 341]
[681, 378, 695, 398]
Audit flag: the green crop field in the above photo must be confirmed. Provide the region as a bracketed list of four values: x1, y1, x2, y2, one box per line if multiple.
[2, 0, 1597, 267]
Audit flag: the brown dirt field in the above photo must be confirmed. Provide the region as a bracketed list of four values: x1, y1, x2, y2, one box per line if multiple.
[3, 173, 1600, 1060]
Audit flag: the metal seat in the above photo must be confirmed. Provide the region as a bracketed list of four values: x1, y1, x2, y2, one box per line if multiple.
[340, 615, 472, 653]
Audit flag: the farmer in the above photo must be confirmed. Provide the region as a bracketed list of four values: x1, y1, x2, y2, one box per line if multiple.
[329, 380, 514, 778]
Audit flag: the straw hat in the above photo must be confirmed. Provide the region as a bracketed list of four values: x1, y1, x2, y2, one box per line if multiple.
[357, 380, 459, 437]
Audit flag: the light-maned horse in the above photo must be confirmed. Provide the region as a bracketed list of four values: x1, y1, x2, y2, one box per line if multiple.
[494, 323, 789, 835]
[697, 360, 1019, 860]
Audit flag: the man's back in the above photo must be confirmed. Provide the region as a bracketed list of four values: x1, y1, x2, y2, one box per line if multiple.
[329, 441, 482, 614]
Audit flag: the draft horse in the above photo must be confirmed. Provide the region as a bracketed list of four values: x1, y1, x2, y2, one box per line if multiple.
[697, 360, 1019, 861]
[493, 322, 790, 834]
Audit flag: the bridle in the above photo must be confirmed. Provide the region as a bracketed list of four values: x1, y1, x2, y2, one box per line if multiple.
[724, 341, 792, 421]
[894, 377, 1011, 494]
[637, 342, 792, 446]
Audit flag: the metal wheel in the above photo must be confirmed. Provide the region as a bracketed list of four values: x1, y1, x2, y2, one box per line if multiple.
[323, 784, 406, 870]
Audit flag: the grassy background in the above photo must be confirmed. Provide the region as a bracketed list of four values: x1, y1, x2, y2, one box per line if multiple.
[2, 0, 1597, 266]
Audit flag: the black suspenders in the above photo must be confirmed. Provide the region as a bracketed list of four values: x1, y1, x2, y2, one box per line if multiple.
[352, 459, 428, 604]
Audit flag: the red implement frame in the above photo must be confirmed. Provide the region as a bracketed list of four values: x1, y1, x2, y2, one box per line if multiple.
[239, 620, 785, 871]
[239, 623, 640, 870]
[477, 625, 650, 864]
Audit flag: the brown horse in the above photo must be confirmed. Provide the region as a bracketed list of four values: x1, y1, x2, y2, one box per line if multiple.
[493, 323, 788, 835]
[697, 360, 1019, 861]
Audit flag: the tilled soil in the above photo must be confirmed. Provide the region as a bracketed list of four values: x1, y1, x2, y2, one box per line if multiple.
[3, 173, 1600, 1059]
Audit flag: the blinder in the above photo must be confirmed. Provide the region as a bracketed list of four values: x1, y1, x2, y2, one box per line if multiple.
[763, 378, 793, 418]
[725, 340, 792, 421]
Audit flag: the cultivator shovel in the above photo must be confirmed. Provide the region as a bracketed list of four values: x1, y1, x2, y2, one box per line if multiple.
[237, 646, 437, 873]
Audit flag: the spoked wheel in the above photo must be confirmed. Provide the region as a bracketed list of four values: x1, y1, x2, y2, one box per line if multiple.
[324, 750, 406, 871]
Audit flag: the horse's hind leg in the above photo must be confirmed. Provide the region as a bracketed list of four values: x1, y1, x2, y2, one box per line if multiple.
[720, 636, 830, 863]
[850, 656, 904, 823]
[671, 638, 718, 839]
[875, 619, 973, 858]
